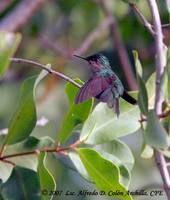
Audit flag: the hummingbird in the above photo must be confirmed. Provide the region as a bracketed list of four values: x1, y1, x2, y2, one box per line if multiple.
[74, 53, 137, 116]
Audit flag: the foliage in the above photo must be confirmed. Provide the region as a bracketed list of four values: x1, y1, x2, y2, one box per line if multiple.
[0, 1, 170, 200]
[57, 79, 93, 144]
[0, 32, 21, 78]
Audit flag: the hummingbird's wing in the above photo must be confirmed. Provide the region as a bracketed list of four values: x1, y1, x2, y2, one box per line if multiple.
[75, 77, 110, 104]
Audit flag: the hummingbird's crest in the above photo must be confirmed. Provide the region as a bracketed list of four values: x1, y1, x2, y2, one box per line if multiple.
[86, 54, 110, 67]
[74, 53, 111, 72]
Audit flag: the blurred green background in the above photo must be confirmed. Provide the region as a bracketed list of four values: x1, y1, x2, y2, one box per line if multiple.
[0, 0, 169, 199]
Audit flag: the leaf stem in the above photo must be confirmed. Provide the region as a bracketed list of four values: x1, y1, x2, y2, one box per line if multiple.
[147, 0, 170, 198]
[10, 58, 81, 88]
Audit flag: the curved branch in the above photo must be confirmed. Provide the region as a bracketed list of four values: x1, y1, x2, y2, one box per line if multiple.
[130, 3, 155, 36]
[147, 0, 170, 198]
[10, 58, 81, 88]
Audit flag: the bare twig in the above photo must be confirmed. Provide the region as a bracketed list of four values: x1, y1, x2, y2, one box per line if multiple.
[10, 58, 81, 88]
[162, 23, 170, 28]
[0, 140, 81, 164]
[130, 3, 155, 36]
[0, 0, 46, 32]
[1, 159, 15, 166]
[74, 17, 113, 55]
[148, 1, 164, 114]
[0, 147, 67, 160]
[159, 109, 170, 118]
[147, 0, 170, 198]
[97, 0, 137, 90]
[139, 108, 170, 122]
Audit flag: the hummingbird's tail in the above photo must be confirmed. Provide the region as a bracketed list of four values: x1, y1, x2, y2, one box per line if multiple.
[114, 98, 120, 117]
[121, 91, 137, 105]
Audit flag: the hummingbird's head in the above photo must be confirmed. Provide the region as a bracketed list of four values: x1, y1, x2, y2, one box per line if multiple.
[74, 54, 110, 72]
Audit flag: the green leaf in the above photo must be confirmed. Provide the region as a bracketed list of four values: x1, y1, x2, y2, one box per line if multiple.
[95, 139, 134, 171]
[146, 73, 155, 109]
[0, 137, 54, 182]
[133, 50, 148, 115]
[162, 114, 170, 135]
[144, 110, 169, 150]
[3, 69, 49, 145]
[141, 144, 154, 159]
[160, 67, 168, 101]
[94, 140, 134, 188]
[0, 161, 13, 183]
[160, 149, 170, 158]
[167, 47, 170, 78]
[38, 152, 56, 200]
[166, 47, 170, 100]
[3, 76, 37, 145]
[69, 139, 134, 188]
[0, 166, 40, 200]
[0, 32, 21, 78]
[57, 79, 93, 144]
[137, 76, 148, 115]
[80, 93, 140, 144]
[78, 148, 132, 200]
[165, 0, 170, 17]
[132, 50, 142, 77]
[69, 151, 91, 181]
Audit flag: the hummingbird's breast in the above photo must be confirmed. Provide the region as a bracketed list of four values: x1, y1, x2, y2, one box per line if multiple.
[97, 67, 124, 96]
[96, 67, 114, 77]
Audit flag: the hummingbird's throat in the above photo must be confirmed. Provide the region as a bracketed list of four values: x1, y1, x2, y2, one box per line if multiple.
[89, 61, 101, 72]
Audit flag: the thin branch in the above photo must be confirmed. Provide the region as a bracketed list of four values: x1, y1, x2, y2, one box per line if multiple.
[1, 159, 15, 166]
[147, 0, 170, 198]
[0, 140, 81, 161]
[159, 108, 170, 119]
[154, 151, 170, 196]
[98, 0, 138, 90]
[139, 108, 170, 122]
[162, 23, 170, 28]
[73, 17, 113, 55]
[0, 147, 68, 161]
[0, 0, 46, 32]
[130, 3, 155, 36]
[10, 58, 81, 88]
[148, 0, 164, 114]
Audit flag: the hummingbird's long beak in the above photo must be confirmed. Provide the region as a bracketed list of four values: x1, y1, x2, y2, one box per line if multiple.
[73, 55, 88, 61]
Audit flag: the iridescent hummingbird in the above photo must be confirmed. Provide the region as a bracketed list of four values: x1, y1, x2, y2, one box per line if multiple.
[74, 54, 137, 116]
